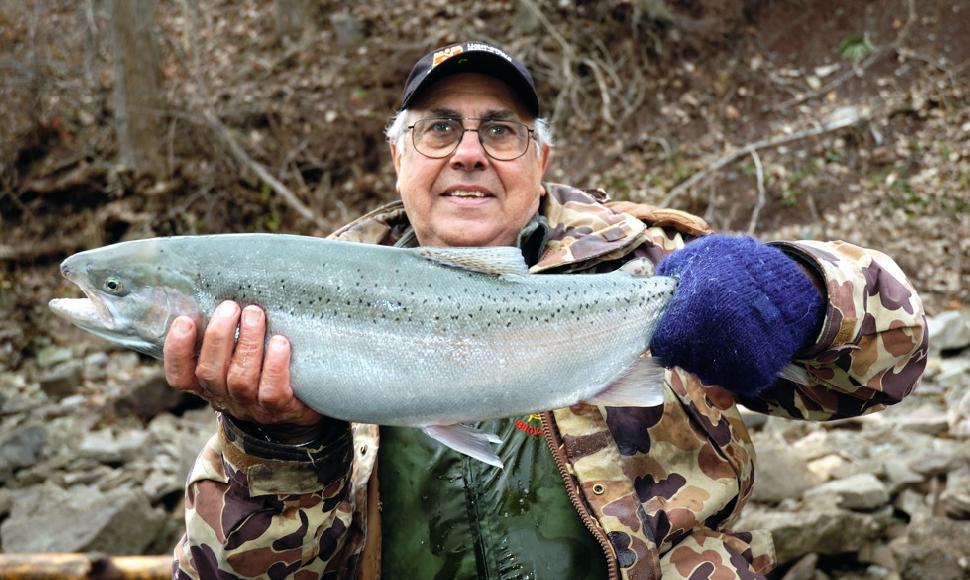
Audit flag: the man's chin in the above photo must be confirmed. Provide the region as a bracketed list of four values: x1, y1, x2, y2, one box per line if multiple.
[427, 224, 513, 248]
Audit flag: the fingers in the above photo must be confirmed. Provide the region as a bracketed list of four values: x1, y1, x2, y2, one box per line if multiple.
[164, 316, 200, 392]
[164, 300, 323, 429]
[258, 336, 293, 413]
[255, 336, 320, 427]
[195, 301, 241, 399]
[226, 306, 266, 407]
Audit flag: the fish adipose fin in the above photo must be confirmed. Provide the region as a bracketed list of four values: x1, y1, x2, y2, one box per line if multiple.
[416, 247, 529, 276]
[422, 424, 504, 469]
[586, 356, 666, 407]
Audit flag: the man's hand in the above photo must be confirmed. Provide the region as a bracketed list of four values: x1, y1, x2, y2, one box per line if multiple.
[163, 301, 324, 442]
[649, 235, 825, 398]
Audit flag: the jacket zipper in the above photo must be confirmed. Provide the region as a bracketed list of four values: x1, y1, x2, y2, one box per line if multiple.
[540, 412, 620, 580]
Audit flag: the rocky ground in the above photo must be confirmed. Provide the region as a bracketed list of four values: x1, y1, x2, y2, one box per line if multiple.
[0, 312, 967, 579]
[737, 311, 970, 580]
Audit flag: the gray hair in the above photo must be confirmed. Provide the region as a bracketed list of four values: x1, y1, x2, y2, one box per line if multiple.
[385, 109, 554, 154]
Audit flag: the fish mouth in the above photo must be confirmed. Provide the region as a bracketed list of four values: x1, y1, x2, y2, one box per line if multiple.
[49, 294, 116, 334]
[50, 262, 116, 333]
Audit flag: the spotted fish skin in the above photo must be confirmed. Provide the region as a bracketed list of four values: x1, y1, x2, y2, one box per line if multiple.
[51, 234, 676, 427]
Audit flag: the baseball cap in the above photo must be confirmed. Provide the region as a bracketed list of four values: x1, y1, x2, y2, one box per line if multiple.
[400, 41, 540, 117]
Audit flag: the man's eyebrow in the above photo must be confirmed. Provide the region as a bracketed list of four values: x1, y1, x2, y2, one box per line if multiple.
[423, 107, 520, 121]
[427, 107, 462, 118]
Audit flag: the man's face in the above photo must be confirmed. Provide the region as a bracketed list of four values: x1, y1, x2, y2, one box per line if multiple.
[390, 73, 551, 248]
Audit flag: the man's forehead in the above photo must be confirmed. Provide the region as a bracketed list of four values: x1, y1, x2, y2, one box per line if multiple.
[408, 73, 533, 120]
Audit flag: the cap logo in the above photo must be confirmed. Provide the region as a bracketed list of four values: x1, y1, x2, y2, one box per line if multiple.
[431, 46, 464, 68]
[464, 42, 513, 62]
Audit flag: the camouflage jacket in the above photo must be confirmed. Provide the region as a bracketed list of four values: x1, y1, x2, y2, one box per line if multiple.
[173, 183, 927, 579]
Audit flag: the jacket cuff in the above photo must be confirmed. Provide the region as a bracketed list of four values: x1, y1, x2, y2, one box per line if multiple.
[769, 240, 864, 359]
[218, 413, 352, 495]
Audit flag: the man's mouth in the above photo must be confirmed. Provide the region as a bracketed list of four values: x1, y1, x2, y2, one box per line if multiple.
[443, 190, 493, 198]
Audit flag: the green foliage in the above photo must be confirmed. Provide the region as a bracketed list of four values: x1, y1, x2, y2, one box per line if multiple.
[839, 33, 875, 61]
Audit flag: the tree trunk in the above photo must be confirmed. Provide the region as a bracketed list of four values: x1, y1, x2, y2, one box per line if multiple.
[274, 0, 309, 45]
[109, 0, 166, 177]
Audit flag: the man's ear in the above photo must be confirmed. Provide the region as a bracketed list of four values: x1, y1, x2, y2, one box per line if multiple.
[390, 140, 402, 174]
[538, 144, 552, 194]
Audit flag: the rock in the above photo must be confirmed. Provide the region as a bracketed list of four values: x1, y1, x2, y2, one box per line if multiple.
[937, 357, 970, 390]
[37, 359, 83, 398]
[78, 429, 151, 464]
[807, 454, 850, 482]
[927, 310, 970, 353]
[894, 489, 932, 523]
[752, 435, 822, 503]
[36, 345, 73, 368]
[0, 487, 11, 517]
[882, 459, 924, 493]
[112, 369, 190, 420]
[782, 553, 819, 580]
[82, 351, 109, 381]
[949, 386, 970, 438]
[0, 483, 166, 554]
[894, 405, 950, 435]
[890, 517, 970, 580]
[107, 352, 141, 375]
[803, 473, 890, 511]
[0, 424, 48, 484]
[738, 404, 768, 430]
[940, 467, 970, 519]
[907, 452, 963, 478]
[735, 507, 882, 565]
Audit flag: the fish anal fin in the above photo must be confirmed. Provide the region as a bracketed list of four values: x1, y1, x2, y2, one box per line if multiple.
[416, 247, 528, 276]
[586, 356, 666, 407]
[422, 424, 504, 468]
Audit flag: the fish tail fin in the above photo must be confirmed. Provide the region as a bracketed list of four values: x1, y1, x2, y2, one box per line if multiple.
[777, 362, 810, 384]
[422, 424, 504, 469]
[586, 356, 666, 407]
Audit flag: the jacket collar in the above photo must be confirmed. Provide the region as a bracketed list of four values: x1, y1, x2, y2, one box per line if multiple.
[329, 183, 646, 272]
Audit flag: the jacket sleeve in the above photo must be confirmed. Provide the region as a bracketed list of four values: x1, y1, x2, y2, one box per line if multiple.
[172, 414, 360, 579]
[738, 240, 928, 420]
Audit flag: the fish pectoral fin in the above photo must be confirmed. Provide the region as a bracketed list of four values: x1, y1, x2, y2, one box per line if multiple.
[415, 247, 529, 276]
[422, 424, 504, 469]
[586, 356, 666, 407]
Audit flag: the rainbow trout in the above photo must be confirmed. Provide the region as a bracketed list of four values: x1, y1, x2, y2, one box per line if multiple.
[50, 234, 676, 467]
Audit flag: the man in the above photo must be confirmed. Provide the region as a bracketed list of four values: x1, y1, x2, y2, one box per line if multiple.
[167, 41, 927, 579]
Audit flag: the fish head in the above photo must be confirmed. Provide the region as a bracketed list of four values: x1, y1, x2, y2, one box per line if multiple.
[49, 239, 202, 359]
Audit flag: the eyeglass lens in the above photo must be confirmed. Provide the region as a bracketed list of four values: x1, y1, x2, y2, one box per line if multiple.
[412, 118, 530, 160]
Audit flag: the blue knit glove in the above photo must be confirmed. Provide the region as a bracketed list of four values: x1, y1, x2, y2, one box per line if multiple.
[650, 235, 824, 398]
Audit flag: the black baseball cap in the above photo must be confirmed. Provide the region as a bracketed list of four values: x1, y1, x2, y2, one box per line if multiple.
[400, 41, 540, 117]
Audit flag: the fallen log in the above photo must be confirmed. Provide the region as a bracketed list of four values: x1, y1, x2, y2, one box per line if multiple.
[0, 553, 172, 579]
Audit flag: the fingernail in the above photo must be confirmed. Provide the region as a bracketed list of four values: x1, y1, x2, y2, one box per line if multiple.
[216, 301, 237, 317]
[242, 307, 261, 326]
[173, 318, 191, 336]
[270, 335, 288, 350]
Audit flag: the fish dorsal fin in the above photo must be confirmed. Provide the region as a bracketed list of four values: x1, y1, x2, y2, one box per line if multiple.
[585, 356, 667, 407]
[416, 246, 529, 276]
[422, 424, 504, 468]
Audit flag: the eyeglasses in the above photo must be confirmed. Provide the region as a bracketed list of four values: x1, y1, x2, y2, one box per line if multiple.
[407, 118, 536, 161]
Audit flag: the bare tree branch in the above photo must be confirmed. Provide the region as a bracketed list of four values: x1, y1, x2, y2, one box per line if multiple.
[662, 105, 870, 206]
[746, 149, 766, 234]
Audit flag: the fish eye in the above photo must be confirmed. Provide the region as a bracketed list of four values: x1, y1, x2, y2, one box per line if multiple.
[103, 276, 125, 295]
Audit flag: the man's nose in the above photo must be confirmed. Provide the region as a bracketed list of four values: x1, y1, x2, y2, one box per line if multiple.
[449, 130, 489, 171]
